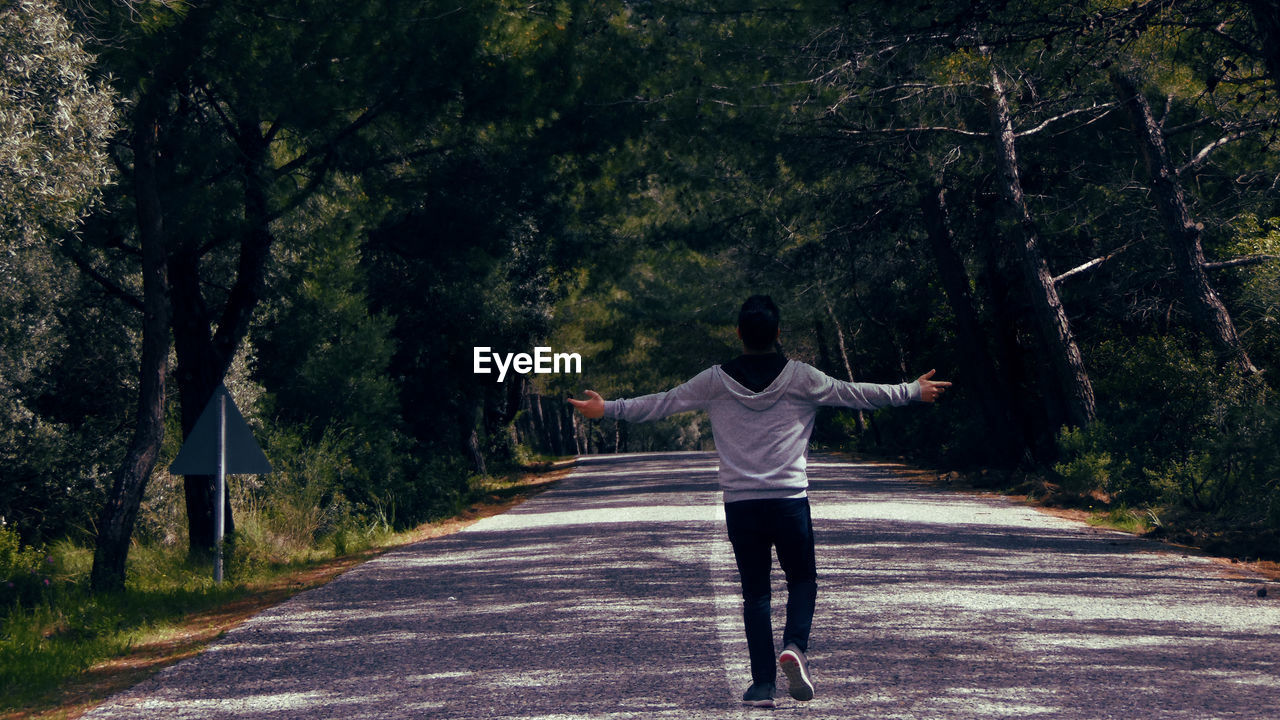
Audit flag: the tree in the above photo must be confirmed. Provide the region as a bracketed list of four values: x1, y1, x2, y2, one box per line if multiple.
[753, 1, 1108, 441]
[70, 0, 511, 569]
[0, 0, 117, 543]
[251, 178, 412, 518]
[1244, 0, 1280, 95]
[88, 2, 213, 591]
[89, 87, 172, 591]
[1110, 69, 1260, 377]
[983, 52, 1097, 428]
[919, 185, 1027, 465]
[362, 0, 712, 467]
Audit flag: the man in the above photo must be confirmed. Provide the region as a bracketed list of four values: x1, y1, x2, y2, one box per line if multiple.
[568, 295, 950, 708]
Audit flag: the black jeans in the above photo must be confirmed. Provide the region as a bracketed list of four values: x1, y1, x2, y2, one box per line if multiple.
[724, 497, 817, 684]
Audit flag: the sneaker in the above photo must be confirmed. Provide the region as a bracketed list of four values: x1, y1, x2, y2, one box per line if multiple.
[741, 681, 776, 708]
[778, 644, 814, 701]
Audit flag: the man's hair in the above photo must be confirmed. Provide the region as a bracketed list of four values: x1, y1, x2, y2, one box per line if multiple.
[738, 295, 780, 351]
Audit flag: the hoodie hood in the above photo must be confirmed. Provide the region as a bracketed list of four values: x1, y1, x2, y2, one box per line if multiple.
[713, 360, 799, 411]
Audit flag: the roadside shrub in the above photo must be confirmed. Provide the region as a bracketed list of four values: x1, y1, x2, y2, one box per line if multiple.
[231, 426, 358, 565]
[392, 451, 472, 524]
[1088, 332, 1279, 524]
[1053, 423, 1126, 497]
[1142, 454, 1215, 511]
[0, 525, 55, 607]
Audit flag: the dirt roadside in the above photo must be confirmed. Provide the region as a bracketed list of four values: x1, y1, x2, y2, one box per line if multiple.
[3, 464, 571, 720]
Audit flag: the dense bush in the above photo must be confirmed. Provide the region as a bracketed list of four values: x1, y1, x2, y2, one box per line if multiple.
[1045, 334, 1279, 532]
[0, 525, 56, 607]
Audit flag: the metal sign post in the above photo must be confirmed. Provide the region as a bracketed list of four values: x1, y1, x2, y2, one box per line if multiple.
[215, 392, 227, 584]
[170, 383, 272, 584]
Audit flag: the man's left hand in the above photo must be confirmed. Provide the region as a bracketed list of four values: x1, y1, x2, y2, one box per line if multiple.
[916, 369, 952, 403]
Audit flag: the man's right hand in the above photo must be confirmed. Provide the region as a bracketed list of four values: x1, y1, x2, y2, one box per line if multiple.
[567, 390, 605, 419]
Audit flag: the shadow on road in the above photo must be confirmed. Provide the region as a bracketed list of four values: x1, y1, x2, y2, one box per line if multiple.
[83, 452, 1280, 719]
[85, 453, 733, 720]
[804, 457, 1278, 719]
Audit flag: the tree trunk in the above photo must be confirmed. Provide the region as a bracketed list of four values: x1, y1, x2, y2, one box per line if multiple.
[173, 116, 277, 555]
[814, 317, 834, 375]
[1110, 70, 1259, 377]
[919, 184, 1027, 465]
[467, 426, 488, 476]
[1245, 0, 1280, 98]
[523, 386, 541, 452]
[532, 391, 552, 454]
[546, 396, 565, 456]
[564, 402, 578, 455]
[986, 58, 1097, 429]
[570, 408, 583, 454]
[503, 376, 524, 428]
[90, 5, 216, 590]
[822, 300, 868, 433]
[463, 397, 488, 475]
[89, 113, 172, 593]
[170, 249, 228, 558]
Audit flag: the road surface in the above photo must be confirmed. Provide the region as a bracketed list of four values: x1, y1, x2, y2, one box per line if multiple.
[81, 452, 1280, 719]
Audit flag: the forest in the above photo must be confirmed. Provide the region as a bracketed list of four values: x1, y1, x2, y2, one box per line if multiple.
[2, 0, 1279, 607]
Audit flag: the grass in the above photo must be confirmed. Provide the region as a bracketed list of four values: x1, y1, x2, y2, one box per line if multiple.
[1084, 506, 1154, 535]
[0, 462, 569, 720]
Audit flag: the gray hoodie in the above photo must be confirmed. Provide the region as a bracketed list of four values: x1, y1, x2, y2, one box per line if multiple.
[603, 360, 920, 503]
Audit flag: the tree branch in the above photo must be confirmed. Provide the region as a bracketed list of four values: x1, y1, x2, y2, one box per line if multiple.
[1053, 242, 1134, 284]
[1178, 123, 1272, 174]
[1013, 102, 1116, 138]
[62, 240, 144, 311]
[837, 124, 988, 138]
[273, 100, 387, 179]
[834, 101, 1116, 141]
[1203, 254, 1280, 270]
[269, 166, 332, 223]
[360, 142, 459, 170]
[1163, 115, 1218, 137]
[196, 82, 240, 143]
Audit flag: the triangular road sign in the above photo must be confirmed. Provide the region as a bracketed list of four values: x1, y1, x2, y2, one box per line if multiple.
[169, 384, 273, 475]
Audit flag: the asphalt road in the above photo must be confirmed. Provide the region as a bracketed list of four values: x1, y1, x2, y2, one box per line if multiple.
[81, 452, 1280, 719]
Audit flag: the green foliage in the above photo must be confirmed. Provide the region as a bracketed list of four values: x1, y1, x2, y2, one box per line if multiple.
[0, 0, 116, 251]
[1141, 454, 1216, 511]
[1, 597, 128, 707]
[0, 368, 123, 544]
[1053, 424, 1125, 496]
[0, 1, 125, 545]
[231, 429, 358, 568]
[2, 0, 1280, 588]
[1076, 334, 1279, 520]
[231, 424, 467, 562]
[1226, 215, 1280, 369]
[0, 525, 56, 607]
[253, 180, 414, 519]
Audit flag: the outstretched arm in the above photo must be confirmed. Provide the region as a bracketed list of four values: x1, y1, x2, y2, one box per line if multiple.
[568, 369, 714, 423]
[810, 366, 952, 408]
[567, 390, 605, 419]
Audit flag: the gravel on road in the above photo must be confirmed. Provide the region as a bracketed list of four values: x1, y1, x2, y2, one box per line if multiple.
[80, 452, 1280, 719]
